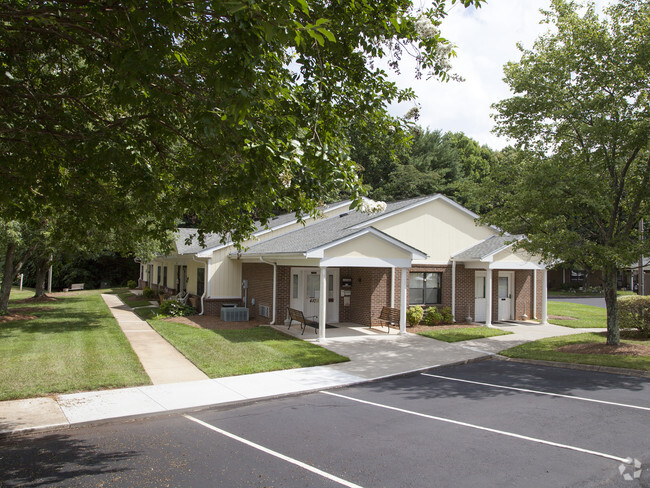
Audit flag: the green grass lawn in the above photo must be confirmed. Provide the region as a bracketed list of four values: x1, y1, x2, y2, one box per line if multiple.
[547, 301, 606, 328]
[149, 319, 349, 377]
[418, 326, 513, 343]
[134, 307, 161, 319]
[501, 332, 650, 371]
[117, 291, 154, 309]
[0, 287, 150, 401]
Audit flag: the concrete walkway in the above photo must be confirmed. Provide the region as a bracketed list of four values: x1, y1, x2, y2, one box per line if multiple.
[102, 294, 208, 384]
[0, 312, 603, 437]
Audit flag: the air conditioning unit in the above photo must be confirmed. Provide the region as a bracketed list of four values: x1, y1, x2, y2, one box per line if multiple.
[259, 305, 270, 318]
[220, 307, 249, 322]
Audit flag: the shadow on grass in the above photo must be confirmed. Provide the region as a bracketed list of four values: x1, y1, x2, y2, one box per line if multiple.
[0, 432, 137, 487]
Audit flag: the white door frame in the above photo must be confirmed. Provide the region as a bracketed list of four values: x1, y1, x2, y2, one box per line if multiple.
[290, 267, 339, 323]
[474, 271, 487, 322]
[497, 271, 515, 321]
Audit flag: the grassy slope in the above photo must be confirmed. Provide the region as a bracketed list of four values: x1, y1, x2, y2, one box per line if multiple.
[418, 327, 513, 343]
[0, 288, 149, 401]
[548, 301, 606, 328]
[149, 319, 349, 377]
[501, 332, 650, 371]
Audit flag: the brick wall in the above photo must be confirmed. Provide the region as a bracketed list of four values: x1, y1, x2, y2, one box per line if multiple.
[514, 270, 534, 320]
[203, 297, 243, 316]
[277, 266, 291, 324]
[344, 268, 391, 327]
[242, 263, 273, 319]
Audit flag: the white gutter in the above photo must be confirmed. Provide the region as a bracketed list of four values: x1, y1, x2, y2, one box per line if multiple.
[192, 255, 209, 315]
[451, 259, 456, 322]
[259, 257, 277, 325]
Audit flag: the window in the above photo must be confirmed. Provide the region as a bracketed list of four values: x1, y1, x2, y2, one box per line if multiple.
[570, 270, 585, 283]
[163, 266, 168, 287]
[475, 276, 485, 299]
[197, 267, 205, 296]
[292, 274, 299, 299]
[409, 272, 442, 305]
[157, 266, 161, 285]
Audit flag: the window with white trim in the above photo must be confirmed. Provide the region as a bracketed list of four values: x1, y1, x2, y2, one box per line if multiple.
[409, 272, 442, 305]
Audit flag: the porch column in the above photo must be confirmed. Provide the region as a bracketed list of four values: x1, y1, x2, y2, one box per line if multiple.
[541, 268, 549, 325]
[390, 267, 395, 308]
[485, 267, 493, 327]
[451, 260, 456, 322]
[400, 268, 407, 334]
[533, 269, 537, 319]
[318, 266, 327, 341]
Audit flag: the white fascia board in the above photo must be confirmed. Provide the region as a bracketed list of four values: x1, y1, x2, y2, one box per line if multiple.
[488, 262, 546, 270]
[320, 257, 413, 268]
[304, 227, 428, 260]
[480, 238, 523, 261]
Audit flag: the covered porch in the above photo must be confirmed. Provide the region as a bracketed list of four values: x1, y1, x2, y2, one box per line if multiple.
[236, 227, 428, 341]
[452, 235, 548, 326]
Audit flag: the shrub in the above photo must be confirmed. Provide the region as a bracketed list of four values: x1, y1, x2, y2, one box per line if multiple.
[159, 299, 196, 317]
[127, 280, 138, 289]
[619, 295, 650, 338]
[142, 287, 157, 299]
[423, 306, 443, 326]
[440, 307, 454, 324]
[406, 305, 424, 326]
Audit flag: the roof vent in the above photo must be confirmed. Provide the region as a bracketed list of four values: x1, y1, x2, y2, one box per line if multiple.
[339, 212, 349, 218]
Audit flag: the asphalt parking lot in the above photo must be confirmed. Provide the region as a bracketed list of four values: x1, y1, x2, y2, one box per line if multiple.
[2, 360, 650, 487]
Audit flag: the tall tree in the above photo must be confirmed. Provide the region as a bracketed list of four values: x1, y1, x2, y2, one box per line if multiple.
[482, 0, 650, 345]
[0, 0, 484, 308]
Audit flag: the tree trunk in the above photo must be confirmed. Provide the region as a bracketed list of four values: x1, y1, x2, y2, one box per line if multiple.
[603, 264, 620, 345]
[33, 256, 51, 298]
[0, 242, 17, 312]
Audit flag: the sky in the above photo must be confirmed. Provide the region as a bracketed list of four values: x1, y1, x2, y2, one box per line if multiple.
[387, 0, 606, 150]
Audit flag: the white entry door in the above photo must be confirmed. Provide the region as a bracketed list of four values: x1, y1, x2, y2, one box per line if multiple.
[474, 272, 487, 322]
[498, 272, 514, 321]
[291, 268, 339, 323]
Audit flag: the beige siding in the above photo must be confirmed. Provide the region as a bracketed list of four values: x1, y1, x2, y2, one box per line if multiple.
[323, 234, 411, 259]
[373, 198, 495, 263]
[209, 247, 242, 297]
[492, 248, 542, 266]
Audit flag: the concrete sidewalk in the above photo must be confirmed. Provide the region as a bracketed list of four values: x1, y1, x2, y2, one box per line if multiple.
[0, 312, 602, 437]
[102, 294, 208, 384]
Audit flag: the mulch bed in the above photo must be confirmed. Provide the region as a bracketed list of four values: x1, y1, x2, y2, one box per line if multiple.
[164, 315, 270, 330]
[13, 296, 58, 303]
[0, 307, 54, 323]
[389, 323, 475, 334]
[558, 342, 650, 356]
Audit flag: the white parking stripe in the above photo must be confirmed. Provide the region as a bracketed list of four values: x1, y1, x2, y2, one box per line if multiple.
[184, 415, 365, 488]
[321, 391, 633, 465]
[422, 373, 650, 412]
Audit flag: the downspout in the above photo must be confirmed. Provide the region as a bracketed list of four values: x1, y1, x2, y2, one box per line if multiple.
[192, 256, 209, 316]
[451, 259, 456, 322]
[259, 257, 277, 325]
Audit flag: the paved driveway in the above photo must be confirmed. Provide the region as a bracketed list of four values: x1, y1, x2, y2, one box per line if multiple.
[2, 360, 649, 487]
[549, 296, 607, 308]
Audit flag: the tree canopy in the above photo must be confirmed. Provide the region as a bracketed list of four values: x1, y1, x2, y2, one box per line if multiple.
[481, 0, 650, 344]
[0, 0, 485, 310]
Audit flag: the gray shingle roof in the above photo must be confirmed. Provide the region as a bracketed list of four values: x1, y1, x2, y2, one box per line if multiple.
[236, 195, 433, 256]
[452, 235, 522, 261]
[174, 201, 348, 255]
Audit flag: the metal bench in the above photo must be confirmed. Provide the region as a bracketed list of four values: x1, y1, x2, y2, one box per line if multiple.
[376, 306, 400, 333]
[68, 283, 84, 291]
[287, 308, 318, 335]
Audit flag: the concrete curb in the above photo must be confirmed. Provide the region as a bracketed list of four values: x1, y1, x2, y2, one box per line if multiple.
[0, 355, 494, 440]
